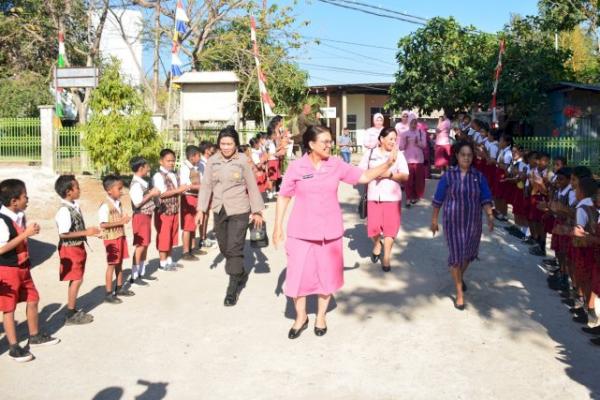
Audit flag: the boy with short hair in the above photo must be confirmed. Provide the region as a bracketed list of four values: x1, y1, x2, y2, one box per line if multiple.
[129, 157, 160, 285]
[54, 175, 101, 325]
[153, 149, 189, 270]
[0, 179, 59, 362]
[99, 175, 133, 303]
[180, 145, 203, 261]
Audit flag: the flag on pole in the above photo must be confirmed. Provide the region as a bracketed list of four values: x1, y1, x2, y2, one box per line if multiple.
[170, 0, 188, 78]
[55, 32, 65, 118]
[491, 39, 505, 128]
[250, 15, 275, 117]
[175, 0, 189, 35]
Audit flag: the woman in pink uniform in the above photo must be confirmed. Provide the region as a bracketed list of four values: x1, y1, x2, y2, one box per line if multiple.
[434, 114, 452, 171]
[399, 118, 426, 207]
[363, 113, 385, 151]
[360, 127, 409, 272]
[273, 125, 397, 339]
[394, 110, 411, 138]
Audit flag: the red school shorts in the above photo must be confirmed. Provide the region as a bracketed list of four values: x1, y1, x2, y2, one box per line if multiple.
[103, 236, 129, 266]
[59, 244, 87, 281]
[155, 212, 179, 252]
[267, 159, 281, 181]
[0, 262, 39, 312]
[181, 195, 198, 232]
[132, 213, 152, 247]
[528, 194, 547, 222]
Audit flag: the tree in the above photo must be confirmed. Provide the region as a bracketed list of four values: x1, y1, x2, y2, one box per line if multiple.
[83, 59, 162, 174]
[387, 17, 496, 115]
[497, 16, 573, 123]
[196, 2, 309, 122]
[538, 0, 599, 52]
[560, 26, 600, 83]
[0, 72, 53, 117]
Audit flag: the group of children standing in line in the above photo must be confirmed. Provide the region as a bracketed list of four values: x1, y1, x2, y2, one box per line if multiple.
[458, 118, 600, 346]
[0, 141, 218, 362]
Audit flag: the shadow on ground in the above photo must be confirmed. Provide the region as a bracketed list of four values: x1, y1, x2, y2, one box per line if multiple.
[92, 379, 168, 400]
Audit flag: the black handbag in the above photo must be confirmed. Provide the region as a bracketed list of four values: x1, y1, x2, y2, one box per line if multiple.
[358, 149, 374, 219]
[248, 221, 269, 248]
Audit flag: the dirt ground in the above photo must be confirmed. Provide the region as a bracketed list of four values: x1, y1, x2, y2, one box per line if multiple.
[0, 165, 599, 400]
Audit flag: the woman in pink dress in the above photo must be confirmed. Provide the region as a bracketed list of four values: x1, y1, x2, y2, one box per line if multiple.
[399, 118, 427, 207]
[434, 114, 452, 171]
[359, 127, 409, 272]
[394, 110, 411, 138]
[363, 113, 385, 151]
[273, 125, 397, 339]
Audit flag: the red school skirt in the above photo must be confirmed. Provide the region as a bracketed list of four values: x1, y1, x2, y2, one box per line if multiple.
[573, 245, 594, 285]
[528, 194, 547, 222]
[267, 159, 281, 181]
[511, 187, 528, 219]
[592, 244, 600, 295]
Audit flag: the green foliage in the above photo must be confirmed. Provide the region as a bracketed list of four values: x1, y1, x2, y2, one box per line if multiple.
[0, 72, 53, 117]
[84, 60, 162, 174]
[387, 17, 496, 115]
[498, 16, 573, 123]
[387, 16, 574, 124]
[196, 2, 309, 122]
[537, 0, 599, 33]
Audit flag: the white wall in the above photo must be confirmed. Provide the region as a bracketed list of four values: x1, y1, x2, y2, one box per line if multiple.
[347, 94, 366, 129]
[182, 83, 238, 123]
[96, 9, 143, 86]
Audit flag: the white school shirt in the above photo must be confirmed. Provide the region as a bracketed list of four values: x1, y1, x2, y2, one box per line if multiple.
[0, 206, 25, 246]
[482, 138, 490, 150]
[152, 166, 178, 194]
[98, 197, 122, 224]
[55, 199, 83, 234]
[266, 139, 278, 161]
[179, 160, 198, 186]
[198, 156, 208, 179]
[497, 146, 512, 165]
[575, 198, 594, 227]
[558, 184, 577, 207]
[129, 175, 148, 208]
[251, 148, 262, 165]
[487, 141, 499, 160]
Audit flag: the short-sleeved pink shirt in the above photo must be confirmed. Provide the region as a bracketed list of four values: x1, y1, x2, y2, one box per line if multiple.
[279, 154, 363, 241]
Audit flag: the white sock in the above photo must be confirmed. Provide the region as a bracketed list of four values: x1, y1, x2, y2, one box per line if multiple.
[160, 259, 168, 268]
[522, 227, 530, 235]
[139, 262, 146, 276]
[167, 256, 173, 265]
[132, 265, 139, 279]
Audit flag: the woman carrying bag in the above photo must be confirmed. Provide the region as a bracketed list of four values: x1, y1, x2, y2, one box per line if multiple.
[196, 127, 265, 307]
[273, 125, 397, 339]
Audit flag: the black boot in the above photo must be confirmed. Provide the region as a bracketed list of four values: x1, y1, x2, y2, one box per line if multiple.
[224, 274, 241, 307]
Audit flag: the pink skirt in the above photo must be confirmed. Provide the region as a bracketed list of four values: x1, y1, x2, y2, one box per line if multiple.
[284, 236, 343, 297]
[367, 201, 401, 238]
[434, 145, 451, 168]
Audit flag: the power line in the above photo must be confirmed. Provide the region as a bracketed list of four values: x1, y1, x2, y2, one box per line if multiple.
[301, 35, 397, 51]
[335, 0, 428, 22]
[316, 0, 427, 26]
[312, 42, 397, 66]
[298, 62, 395, 77]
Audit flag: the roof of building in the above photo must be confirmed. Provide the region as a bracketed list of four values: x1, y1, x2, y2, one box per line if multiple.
[309, 82, 392, 95]
[549, 81, 600, 93]
[174, 71, 240, 84]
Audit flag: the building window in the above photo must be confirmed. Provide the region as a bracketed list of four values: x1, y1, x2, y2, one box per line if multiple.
[347, 114, 357, 130]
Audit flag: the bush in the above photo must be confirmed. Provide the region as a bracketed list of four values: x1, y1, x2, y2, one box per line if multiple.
[83, 59, 163, 174]
[0, 73, 52, 117]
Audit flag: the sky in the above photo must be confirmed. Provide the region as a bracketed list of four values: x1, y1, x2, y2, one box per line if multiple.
[137, 0, 539, 87]
[288, 0, 539, 86]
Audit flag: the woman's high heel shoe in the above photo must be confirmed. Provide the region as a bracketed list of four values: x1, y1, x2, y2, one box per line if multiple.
[288, 318, 309, 339]
[370, 240, 384, 264]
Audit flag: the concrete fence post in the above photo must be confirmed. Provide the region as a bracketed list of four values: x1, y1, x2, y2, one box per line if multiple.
[38, 105, 55, 174]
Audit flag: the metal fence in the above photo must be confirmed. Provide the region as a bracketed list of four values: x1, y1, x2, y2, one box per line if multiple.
[514, 136, 600, 173]
[55, 127, 93, 174]
[0, 118, 41, 163]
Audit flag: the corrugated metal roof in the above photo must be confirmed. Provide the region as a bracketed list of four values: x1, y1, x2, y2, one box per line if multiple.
[550, 81, 600, 92]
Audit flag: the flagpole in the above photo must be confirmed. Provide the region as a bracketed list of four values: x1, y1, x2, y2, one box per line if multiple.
[179, 87, 184, 162]
[256, 67, 267, 130]
[166, 72, 173, 135]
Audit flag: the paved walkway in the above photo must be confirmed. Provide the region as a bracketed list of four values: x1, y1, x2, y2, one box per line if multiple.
[0, 168, 598, 399]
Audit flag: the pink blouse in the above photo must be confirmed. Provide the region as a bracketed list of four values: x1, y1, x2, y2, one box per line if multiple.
[363, 127, 382, 150]
[359, 147, 409, 202]
[394, 122, 410, 137]
[398, 129, 426, 164]
[435, 119, 451, 146]
[279, 154, 363, 240]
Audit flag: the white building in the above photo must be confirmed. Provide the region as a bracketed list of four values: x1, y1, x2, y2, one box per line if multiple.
[96, 9, 144, 86]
